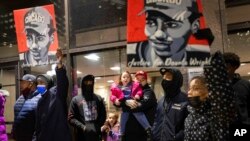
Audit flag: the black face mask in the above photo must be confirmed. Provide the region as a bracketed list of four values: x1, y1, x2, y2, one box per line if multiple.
[85, 85, 93, 94]
[83, 84, 94, 101]
[188, 96, 203, 108]
[161, 79, 176, 98]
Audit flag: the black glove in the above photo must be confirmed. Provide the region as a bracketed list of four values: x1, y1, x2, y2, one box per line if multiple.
[84, 124, 96, 133]
[108, 130, 114, 137]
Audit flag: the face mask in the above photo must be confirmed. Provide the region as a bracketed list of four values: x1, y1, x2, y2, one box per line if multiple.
[161, 79, 173, 89]
[85, 85, 93, 93]
[37, 85, 47, 95]
[188, 96, 203, 108]
[161, 79, 176, 97]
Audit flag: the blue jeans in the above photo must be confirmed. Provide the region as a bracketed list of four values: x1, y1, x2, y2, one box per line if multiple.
[120, 112, 151, 134]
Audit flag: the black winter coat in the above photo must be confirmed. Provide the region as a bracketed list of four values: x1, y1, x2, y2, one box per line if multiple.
[68, 94, 106, 141]
[123, 84, 157, 141]
[232, 74, 250, 125]
[34, 67, 72, 141]
[152, 92, 188, 141]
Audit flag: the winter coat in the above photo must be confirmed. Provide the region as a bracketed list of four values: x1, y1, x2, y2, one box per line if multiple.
[152, 68, 188, 141]
[231, 73, 250, 125]
[122, 84, 157, 141]
[153, 92, 188, 141]
[110, 81, 143, 103]
[13, 90, 41, 141]
[0, 94, 7, 141]
[102, 122, 120, 141]
[68, 75, 107, 141]
[184, 52, 237, 141]
[34, 67, 72, 141]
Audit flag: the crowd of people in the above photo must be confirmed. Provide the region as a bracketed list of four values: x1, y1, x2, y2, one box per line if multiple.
[1, 0, 246, 140]
[0, 49, 247, 141]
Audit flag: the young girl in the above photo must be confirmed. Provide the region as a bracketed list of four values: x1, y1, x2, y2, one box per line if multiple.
[101, 112, 120, 141]
[110, 71, 152, 140]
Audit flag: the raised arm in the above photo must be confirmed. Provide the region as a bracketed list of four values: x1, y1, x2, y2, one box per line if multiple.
[204, 51, 236, 122]
[55, 49, 69, 100]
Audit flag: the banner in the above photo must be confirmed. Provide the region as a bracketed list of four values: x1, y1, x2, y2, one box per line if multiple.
[14, 4, 58, 67]
[127, 0, 211, 67]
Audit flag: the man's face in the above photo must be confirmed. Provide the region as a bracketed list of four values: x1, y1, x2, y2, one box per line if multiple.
[136, 75, 145, 83]
[145, 9, 193, 59]
[25, 28, 52, 63]
[20, 80, 31, 91]
[225, 63, 236, 77]
[37, 77, 48, 88]
[162, 71, 173, 81]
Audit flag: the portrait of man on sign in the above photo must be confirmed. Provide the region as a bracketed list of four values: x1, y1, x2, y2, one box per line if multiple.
[14, 4, 58, 67]
[127, 0, 214, 67]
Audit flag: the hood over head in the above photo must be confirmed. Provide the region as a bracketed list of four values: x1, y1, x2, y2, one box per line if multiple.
[160, 68, 183, 98]
[36, 74, 54, 90]
[81, 74, 95, 101]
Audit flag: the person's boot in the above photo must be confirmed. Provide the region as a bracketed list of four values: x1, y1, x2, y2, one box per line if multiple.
[145, 128, 152, 141]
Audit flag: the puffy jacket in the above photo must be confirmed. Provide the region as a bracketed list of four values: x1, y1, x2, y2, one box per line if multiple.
[110, 81, 142, 103]
[13, 90, 41, 141]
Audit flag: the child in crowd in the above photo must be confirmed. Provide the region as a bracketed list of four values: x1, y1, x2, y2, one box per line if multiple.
[110, 71, 152, 140]
[101, 112, 120, 141]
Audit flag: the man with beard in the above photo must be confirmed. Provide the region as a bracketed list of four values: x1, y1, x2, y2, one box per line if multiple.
[12, 74, 41, 141]
[152, 68, 188, 141]
[68, 74, 107, 141]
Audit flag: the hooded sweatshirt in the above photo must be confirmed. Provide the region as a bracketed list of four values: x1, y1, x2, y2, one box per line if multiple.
[68, 75, 106, 141]
[152, 68, 188, 141]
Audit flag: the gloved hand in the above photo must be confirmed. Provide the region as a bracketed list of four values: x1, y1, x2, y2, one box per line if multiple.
[108, 130, 114, 137]
[84, 124, 96, 133]
[125, 99, 138, 109]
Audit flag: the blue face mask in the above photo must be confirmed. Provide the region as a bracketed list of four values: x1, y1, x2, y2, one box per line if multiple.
[37, 85, 47, 95]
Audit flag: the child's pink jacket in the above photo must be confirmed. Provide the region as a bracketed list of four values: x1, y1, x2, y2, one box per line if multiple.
[110, 81, 143, 103]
